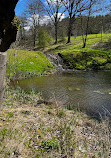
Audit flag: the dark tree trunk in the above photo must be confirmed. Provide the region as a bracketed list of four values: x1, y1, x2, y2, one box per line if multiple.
[82, 38, 87, 48]
[55, 22, 58, 44]
[67, 14, 75, 44]
[54, 9, 58, 44]
[67, 15, 72, 43]
[33, 32, 36, 48]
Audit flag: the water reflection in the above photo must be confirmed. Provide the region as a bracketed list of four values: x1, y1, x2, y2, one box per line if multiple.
[12, 71, 111, 120]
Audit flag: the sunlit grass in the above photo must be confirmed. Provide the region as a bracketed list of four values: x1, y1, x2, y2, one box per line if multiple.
[46, 33, 111, 54]
[7, 49, 54, 78]
[45, 33, 111, 70]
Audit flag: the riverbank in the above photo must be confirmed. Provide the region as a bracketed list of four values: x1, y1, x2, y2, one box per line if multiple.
[7, 49, 54, 79]
[44, 33, 111, 70]
[0, 85, 111, 157]
[7, 34, 111, 79]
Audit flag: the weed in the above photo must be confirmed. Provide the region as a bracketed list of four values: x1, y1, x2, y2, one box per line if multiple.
[57, 109, 66, 118]
[40, 139, 59, 152]
[8, 112, 14, 118]
[21, 110, 31, 115]
[0, 128, 8, 141]
[65, 104, 74, 110]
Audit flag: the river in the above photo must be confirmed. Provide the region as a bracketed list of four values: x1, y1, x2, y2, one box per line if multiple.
[11, 71, 111, 120]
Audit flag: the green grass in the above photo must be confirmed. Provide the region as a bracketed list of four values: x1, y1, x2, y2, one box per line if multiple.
[45, 33, 111, 70]
[7, 49, 54, 78]
[7, 33, 111, 79]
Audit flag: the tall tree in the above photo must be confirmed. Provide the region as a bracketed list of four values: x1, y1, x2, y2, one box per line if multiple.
[26, 0, 44, 47]
[80, 0, 100, 48]
[63, 0, 90, 43]
[18, 14, 27, 46]
[42, 0, 65, 44]
[0, 0, 19, 107]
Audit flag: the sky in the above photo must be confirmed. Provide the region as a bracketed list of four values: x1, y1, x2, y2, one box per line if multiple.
[15, 0, 110, 17]
[15, 0, 110, 29]
[15, 0, 28, 16]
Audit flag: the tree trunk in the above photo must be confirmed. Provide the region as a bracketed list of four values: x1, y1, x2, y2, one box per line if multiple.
[67, 14, 72, 44]
[0, 52, 7, 107]
[55, 22, 58, 44]
[82, 38, 87, 48]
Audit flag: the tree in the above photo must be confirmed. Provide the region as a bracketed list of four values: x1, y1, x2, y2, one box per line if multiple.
[42, 0, 65, 44]
[38, 28, 52, 48]
[63, 0, 90, 43]
[26, 0, 44, 47]
[80, 0, 100, 48]
[0, 0, 19, 107]
[18, 14, 27, 46]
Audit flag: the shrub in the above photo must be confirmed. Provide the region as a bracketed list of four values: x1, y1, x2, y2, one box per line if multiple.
[38, 29, 52, 48]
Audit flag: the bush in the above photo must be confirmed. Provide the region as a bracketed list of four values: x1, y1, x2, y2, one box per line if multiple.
[38, 29, 52, 48]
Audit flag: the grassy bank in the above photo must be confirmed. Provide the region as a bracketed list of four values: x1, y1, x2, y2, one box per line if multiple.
[45, 33, 111, 70]
[0, 85, 111, 158]
[7, 34, 111, 79]
[7, 49, 54, 79]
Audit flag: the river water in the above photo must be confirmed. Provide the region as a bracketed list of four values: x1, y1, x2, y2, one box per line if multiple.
[12, 71, 111, 120]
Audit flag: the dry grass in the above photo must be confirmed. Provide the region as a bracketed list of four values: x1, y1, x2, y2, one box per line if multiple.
[0, 86, 111, 158]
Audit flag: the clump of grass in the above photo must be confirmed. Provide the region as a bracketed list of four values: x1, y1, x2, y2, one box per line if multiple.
[21, 110, 31, 115]
[56, 109, 66, 118]
[0, 128, 8, 141]
[65, 104, 74, 110]
[4, 85, 41, 106]
[40, 139, 59, 152]
[7, 112, 14, 118]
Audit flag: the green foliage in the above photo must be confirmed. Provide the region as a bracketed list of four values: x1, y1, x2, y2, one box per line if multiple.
[38, 29, 52, 48]
[0, 128, 8, 141]
[21, 110, 30, 115]
[65, 104, 74, 110]
[46, 33, 111, 70]
[12, 16, 21, 31]
[41, 139, 59, 151]
[57, 109, 66, 118]
[7, 112, 14, 118]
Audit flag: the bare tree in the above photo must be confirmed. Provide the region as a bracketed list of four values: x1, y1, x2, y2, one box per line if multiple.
[42, 0, 66, 44]
[18, 14, 27, 46]
[80, 0, 100, 48]
[26, 0, 44, 47]
[62, 0, 90, 43]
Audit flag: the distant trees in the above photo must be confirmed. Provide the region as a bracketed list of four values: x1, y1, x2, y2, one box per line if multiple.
[62, 0, 90, 43]
[17, 0, 111, 49]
